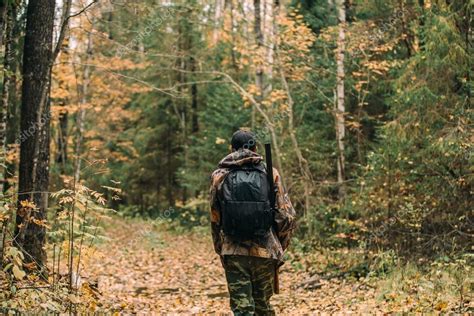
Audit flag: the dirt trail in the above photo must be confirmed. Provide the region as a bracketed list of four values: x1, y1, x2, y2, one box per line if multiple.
[83, 219, 381, 315]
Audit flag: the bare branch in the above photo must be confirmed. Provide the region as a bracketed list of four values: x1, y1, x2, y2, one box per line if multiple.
[68, 0, 99, 19]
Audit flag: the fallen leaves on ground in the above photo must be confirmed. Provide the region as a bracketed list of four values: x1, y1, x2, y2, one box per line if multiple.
[2, 217, 470, 314]
[81, 218, 387, 314]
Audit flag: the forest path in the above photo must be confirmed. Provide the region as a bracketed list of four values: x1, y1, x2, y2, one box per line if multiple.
[83, 218, 381, 314]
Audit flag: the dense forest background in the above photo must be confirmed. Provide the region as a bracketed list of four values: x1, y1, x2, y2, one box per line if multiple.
[0, 0, 472, 313]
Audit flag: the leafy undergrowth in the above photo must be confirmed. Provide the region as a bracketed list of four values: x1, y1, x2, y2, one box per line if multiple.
[376, 257, 473, 313]
[1, 217, 472, 314]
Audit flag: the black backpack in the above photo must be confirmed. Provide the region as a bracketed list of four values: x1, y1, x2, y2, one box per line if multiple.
[217, 163, 274, 240]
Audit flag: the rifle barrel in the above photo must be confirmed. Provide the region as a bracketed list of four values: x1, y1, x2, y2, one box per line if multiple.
[264, 143, 275, 209]
[265, 143, 279, 294]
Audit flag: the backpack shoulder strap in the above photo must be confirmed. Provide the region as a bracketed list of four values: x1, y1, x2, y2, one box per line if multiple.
[262, 162, 276, 210]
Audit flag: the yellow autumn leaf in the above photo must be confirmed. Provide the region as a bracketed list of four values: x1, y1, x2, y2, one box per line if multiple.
[12, 265, 26, 280]
[435, 301, 448, 311]
[215, 137, 226, 145]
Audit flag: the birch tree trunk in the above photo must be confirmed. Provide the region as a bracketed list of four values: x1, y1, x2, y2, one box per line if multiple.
[213, 0, 225, 44]
[253, 0, 264, 129]
[74, 29, 93, 184]
[264, 0, 273, 95]
[335, 0, 346, 200]
[56, 0, 73, 174]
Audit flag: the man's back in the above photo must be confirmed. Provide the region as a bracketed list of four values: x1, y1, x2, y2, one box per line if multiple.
[209, 130, 296, 315]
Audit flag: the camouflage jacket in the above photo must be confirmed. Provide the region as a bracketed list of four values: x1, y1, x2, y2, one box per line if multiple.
[209, 149, 297, 262]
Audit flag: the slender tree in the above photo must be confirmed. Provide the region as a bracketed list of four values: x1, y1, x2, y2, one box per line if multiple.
[74, 23, 93, 183]
[0, 2, 16, 195]
[55, 0, 73, 171]
[335, 0, 346, 199]
[3, 0, 23, 196]
[213, 0, 225, 44]
[0, 0, 8, 48]
[253, 0, 263, 128]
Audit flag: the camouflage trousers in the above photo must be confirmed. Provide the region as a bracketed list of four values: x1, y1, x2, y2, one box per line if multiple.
[223, 255, 276, 316]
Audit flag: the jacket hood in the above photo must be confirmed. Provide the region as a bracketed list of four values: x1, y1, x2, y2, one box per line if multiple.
[218, 149, 263, 168]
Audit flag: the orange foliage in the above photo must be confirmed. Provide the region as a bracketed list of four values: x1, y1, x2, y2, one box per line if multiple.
[51, 12, 150, 169]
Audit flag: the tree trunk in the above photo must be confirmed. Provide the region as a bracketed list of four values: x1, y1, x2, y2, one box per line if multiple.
[228, 0, 239, 72]
[399, 0, 413, 57]
[15, 0, 55, 268]
[176, 14, 189, 204]
[55, 1, 73, 173]
[109, 12, 114, 40]
[4, 4, 22, 195]
[254, 0, 264, 78]
[253, 0, 264, 128]
[0, 3, 16, 195]
[418, 0, 425, 51]
[0, 1, 8, 48]
[335, 0, 346, 200]
[265, 0, 274, 95]
[0, 0, 15, 264]
[74, 27, 93, 183]
[166, 119, 174, 207]
[56, 103, 68, 170]
[213, 0, 225, 44]
[453, 0, 471, 107]
[191, 57, 199, 133]
[463, 1, 471, 107]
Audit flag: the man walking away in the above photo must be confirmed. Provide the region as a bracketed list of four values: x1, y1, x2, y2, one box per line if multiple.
[209, 130, 296, 315]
